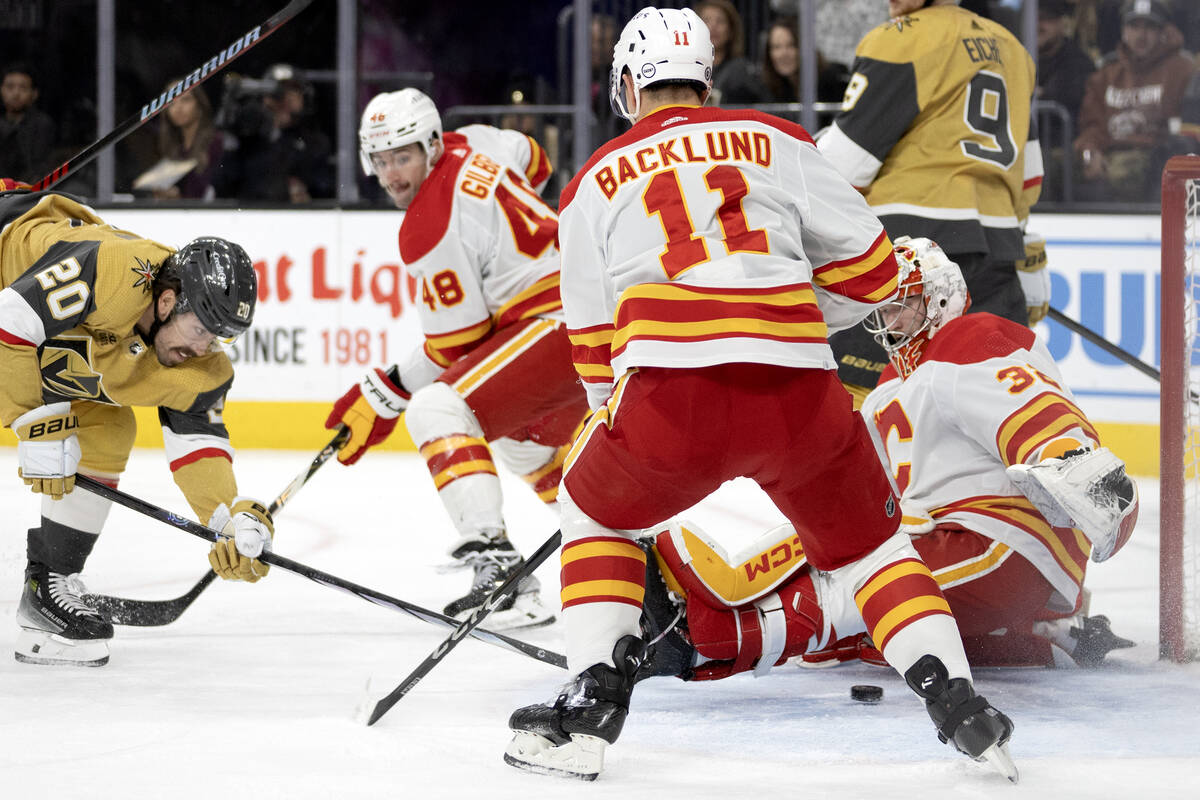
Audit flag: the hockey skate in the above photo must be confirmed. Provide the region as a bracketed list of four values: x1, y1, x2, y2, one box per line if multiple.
[505, 635, 646, 781]
[905, 654, 1018, 783]
[443, 536, 555, 631]
[15, 562, 113, 667]
[635, 552, 695, 681]
[1034, 614, 1136, 667]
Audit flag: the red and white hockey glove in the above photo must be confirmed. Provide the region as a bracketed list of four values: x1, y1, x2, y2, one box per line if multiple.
[325, 366, 410, 465]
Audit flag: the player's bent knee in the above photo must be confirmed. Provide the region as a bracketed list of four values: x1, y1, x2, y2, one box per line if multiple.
[405, 381, 484, 444]
[826, 531, 919, 595]
[558, 485, 636, 545]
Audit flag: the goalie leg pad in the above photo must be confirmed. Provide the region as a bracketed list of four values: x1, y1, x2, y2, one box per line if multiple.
[684, 570, 824, 680]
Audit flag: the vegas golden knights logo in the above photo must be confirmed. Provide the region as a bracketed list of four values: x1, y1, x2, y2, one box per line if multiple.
[38, 336, 115, 404]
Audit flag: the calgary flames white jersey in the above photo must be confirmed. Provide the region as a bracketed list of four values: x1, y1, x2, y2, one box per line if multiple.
[861, 313, 1098, 611]
[559, 105, 899, 409]
[393, 124, 559, 389]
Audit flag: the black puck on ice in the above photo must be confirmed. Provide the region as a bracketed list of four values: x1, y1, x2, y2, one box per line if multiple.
[851, 684, 883, 703]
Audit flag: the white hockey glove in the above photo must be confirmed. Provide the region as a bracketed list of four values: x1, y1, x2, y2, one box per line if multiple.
[13, 402, 81, 501]
[1016, 232, 1050, 326]
[207, 498, 275, 583]
[325, 366, 410, 465]
[1005, 447, 1138, 562]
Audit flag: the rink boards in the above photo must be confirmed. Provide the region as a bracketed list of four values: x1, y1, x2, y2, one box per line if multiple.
[0, 208, 1171, 475]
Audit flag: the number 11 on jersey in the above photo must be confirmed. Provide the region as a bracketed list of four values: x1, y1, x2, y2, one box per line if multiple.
[642, 165, 769, 279]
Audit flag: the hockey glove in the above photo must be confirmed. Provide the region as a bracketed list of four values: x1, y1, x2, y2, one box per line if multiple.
[13, 402, 81, 500]
[0, 177, 33, 192]
[1016, 232, 1050, 326]
[325, 365, 410, 465]
[207, 498, 274, 583]
[1005, 446, 1138, 562]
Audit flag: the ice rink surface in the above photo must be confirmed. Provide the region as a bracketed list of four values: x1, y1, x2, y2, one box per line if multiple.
[1, 449, 1197, 798]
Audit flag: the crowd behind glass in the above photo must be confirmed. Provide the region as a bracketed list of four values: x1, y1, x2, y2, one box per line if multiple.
[1, 0, 1197, 211]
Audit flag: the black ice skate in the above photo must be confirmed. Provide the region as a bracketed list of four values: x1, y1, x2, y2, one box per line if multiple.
[905, 654, 1018, 782]
[636, 553, 695, 681]
[443, 536, 554, 631]
[1066, 615, 1136, 667]
[15, 561, 113, 667]
[504, 635, 646, 780]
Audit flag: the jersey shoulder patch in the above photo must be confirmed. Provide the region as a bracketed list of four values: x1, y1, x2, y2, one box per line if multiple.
[921, 313, 1036, 367]
[398, 131, 472, 265]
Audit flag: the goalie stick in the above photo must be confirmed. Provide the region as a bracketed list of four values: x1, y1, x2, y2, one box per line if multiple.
[85, 426, 350, 626]
[73, 475, 567, 669]
[1048, 307, 1200, 405]
[29, 0, 317, 191]
[366, 530, 563, 726]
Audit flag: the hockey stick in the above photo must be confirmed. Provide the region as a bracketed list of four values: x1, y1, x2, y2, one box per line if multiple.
[85, 426, 350, 626]
[73, 475, 567, 669]
[29, 0, 318, 191]
[1047, 307, 1200, 405]
[366, 530, 563, 726]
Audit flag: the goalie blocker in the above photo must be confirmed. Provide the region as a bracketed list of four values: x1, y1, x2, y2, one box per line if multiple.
[1005, 447, 1138, 563]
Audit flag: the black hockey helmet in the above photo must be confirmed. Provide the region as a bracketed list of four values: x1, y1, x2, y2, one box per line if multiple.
[165, 237, 257, 339]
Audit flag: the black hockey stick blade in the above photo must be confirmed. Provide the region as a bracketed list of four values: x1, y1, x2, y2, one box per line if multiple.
[366, 530, 563, 726]
[74, 475, 566, 669]
[88, 571, 217, 626]
[84, 426, 349, 626]
[30, 0, 317, 191]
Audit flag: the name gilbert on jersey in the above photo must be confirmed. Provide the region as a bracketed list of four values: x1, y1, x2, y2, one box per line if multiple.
[594, 130, 772, 200]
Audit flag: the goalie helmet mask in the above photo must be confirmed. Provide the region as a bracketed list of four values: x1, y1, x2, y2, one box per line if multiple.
[160, 237, 257, 340]
[359, 89, 443, 174]
[610, 7, 714, 122]
[864, 236, 970, 378]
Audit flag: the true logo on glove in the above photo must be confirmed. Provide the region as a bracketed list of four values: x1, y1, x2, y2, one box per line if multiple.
[25, 417, 79, 439]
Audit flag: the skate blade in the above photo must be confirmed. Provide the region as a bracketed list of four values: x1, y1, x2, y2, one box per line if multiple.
[980, 741, 1019, 784]
[14, 629, 109, 667]
[459, 599, 557, 632]
[503, 731, 604, 781]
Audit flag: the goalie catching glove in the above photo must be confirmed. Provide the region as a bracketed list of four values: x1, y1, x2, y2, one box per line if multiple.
[325, 365, 410, 465]
[13, 402, 80, 500]
[208, 498, 274, 582]
[1005, 447, 1138, 562]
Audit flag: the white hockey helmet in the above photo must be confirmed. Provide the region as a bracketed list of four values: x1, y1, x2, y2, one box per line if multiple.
[610, 7, 714, 122]
[358, 89, 443, 175]
[864, 236, 971, 377]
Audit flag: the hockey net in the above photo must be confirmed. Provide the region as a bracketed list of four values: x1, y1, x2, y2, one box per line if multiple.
[1161, 156, 1200, 662]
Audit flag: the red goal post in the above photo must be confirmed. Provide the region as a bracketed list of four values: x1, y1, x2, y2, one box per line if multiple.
[1160, 155, 1200, 662]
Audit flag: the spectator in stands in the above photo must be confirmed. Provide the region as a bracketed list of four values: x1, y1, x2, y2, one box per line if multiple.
[695, 0, 763, 106]
[589, 13, 622, 144]
[133, 80, 223, 201]
[213, 64, 334, 204]
[1174, 68, 1200, 152]
[0, 63, 56, 184]
[759, 16, 850, 128]
[1037, 0, 1097, 201]
[812, 0, 884, 68]
[1074, 0, 1195, 203]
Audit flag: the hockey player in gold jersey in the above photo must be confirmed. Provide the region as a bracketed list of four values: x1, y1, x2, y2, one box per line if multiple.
[818, 0, 1045, 400]
[0, 187, 272, 666]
